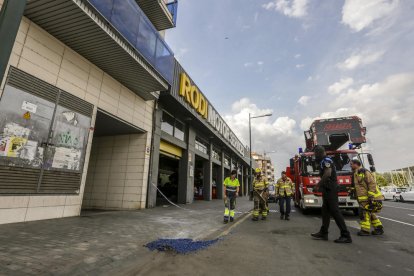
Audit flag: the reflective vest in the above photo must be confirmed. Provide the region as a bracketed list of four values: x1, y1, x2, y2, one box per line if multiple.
[224, 177, 240, 192]
[253, 177, 268, 191]
[353, 169, 384, 202]
[276, 177, 294, 196]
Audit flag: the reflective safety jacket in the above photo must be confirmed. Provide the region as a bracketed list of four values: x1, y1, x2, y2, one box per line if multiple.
[223, 177, 240, 193]
[353, 168, 384, 202]
[276, 177, 294, 196]
[253, 177, 268, 191]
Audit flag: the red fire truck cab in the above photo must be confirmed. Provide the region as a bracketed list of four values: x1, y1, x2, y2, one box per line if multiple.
[287, 116, 376, 214]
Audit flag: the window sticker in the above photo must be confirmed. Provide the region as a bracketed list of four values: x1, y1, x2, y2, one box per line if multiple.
[51, 147, 82, 170]
[21, 101, 38, 113]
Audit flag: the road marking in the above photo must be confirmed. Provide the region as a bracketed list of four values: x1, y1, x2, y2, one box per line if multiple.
[382, 204, 414, 211]
[377, 216, 414, 227]
[216, 212, 251, 239]
[408, 214, 414, 217]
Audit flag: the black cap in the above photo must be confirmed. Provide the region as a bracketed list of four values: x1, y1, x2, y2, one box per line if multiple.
[231, 170, 237, 175]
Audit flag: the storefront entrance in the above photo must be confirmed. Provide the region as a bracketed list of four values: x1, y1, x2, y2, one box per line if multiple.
[212, 163, 221, 199]
[157, 154, 180, 205]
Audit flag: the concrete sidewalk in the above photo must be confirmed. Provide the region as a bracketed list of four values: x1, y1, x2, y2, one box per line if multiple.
[0, 196, 252, 275]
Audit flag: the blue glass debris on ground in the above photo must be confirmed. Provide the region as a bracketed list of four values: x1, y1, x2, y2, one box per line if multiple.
[145, 238, 218, 254]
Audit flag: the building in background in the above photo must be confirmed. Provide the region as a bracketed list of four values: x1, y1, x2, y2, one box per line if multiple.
[0, 0, 178, 224]
[251, 152, 275, 183]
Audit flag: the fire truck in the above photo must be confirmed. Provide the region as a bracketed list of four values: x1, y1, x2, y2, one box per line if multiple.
[286, 116, 376, 215]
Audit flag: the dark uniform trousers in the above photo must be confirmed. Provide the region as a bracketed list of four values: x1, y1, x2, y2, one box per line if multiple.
[320, 186, 350, 237]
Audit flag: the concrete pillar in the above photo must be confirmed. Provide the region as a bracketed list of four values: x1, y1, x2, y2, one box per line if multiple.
[0, 0, 26, 83]
[147, 106, 163, 208]
[178, 126, 196, 204]
[241, 165, 245, 196]
[203, 142, 213, 201]
[217, 151, 225, 199]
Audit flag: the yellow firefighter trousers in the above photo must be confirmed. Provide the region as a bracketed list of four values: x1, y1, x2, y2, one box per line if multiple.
[360, 206, 383, 232]
[253, 190, 267, 218]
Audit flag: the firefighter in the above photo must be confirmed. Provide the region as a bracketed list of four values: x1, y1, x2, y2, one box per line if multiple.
[252, 168, 269, 221]
[311, 146, 352, 243]
[223, 170, 240, 224]
[350, 158, 385, 236]
[276, 171, 294, 220]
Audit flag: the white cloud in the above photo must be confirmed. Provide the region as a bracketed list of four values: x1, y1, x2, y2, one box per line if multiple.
[294, 54, 301, 59]
[262, 0, 308, 18]
[342, 0, 399, 32]
[224, 98, 300, 173]
[328, 77, 354, 94]
[298, 96, 310, 106]
[337, 51, 384, 70]
[332, 73, 414, 128]
[295, 64, 305, 69]
[257, 61, 264, 66]
[302, 72, 414, 170]
[244, 62, 253, 67]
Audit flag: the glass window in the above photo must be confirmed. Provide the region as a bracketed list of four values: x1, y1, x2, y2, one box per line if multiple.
[0, 85, 55, 169]
[195, 140, 208, 154]
[174, 120, 185, 141]
[161, 112, 174, 136]
[212, 148, 221, 161]
[44, 106, 91, 172]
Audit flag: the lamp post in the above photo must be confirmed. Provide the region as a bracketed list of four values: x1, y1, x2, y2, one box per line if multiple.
[249, 113, 272, 200]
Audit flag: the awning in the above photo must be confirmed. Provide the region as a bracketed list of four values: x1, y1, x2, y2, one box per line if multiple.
[136, 0, 175, 31]
[160, 140, 182, 158]
[24, 0, 169, 101]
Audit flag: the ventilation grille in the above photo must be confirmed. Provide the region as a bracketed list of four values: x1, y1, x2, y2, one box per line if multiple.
[39, 170, 82, 194]
[0, 166, 39, 194]
[6, 66, 58, 103]
[59, 90, 93, 117]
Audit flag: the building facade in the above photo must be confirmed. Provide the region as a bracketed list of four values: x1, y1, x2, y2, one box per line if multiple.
[148, 62, 251, 207]
[0, 0, 178, 224]
[252, 152, 275, 183]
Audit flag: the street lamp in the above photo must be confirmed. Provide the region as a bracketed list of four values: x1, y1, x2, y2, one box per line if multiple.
[249, 113, 272, 199]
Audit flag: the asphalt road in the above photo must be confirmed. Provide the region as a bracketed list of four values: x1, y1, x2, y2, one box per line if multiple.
[132, 200, 414, 276]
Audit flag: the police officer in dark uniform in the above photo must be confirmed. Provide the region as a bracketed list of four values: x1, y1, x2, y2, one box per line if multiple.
[311, 146, 352, 243]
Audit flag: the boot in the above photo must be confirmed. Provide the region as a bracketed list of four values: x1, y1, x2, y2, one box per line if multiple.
[357, 230, 370, 236]
[285, 215, 290, 221]
[252, 217, 259, 221]
[230, 217, 234, 222]
[311, 232, 328, 241]
[371, 227, 384, 236]
[280, 214, 284, 220]
[223, 217, 229, 224]
[261, 216, 267, 220]
[334, 236, 352, 243]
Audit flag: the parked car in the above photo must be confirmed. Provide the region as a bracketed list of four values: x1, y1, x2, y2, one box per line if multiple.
[267, 183, 276, 203]
[383, 187, 404, 201]
[400, 187, 414, 202]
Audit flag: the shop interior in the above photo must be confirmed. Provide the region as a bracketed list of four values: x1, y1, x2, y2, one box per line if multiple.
[157, 154, 180, 205]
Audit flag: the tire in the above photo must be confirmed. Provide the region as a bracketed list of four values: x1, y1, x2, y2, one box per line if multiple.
[400, 195, 405, 202]
[353, 209, 359, 216]
[393, 196, 398, 202]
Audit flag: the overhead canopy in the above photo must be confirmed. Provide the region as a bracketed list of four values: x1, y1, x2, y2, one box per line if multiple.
[24, 0, 169, 101]
[136, 0, 175, 31]
[94, 110, 145, 137]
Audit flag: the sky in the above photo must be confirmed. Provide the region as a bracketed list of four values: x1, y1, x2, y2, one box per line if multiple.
[165, 0, 414, 174]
